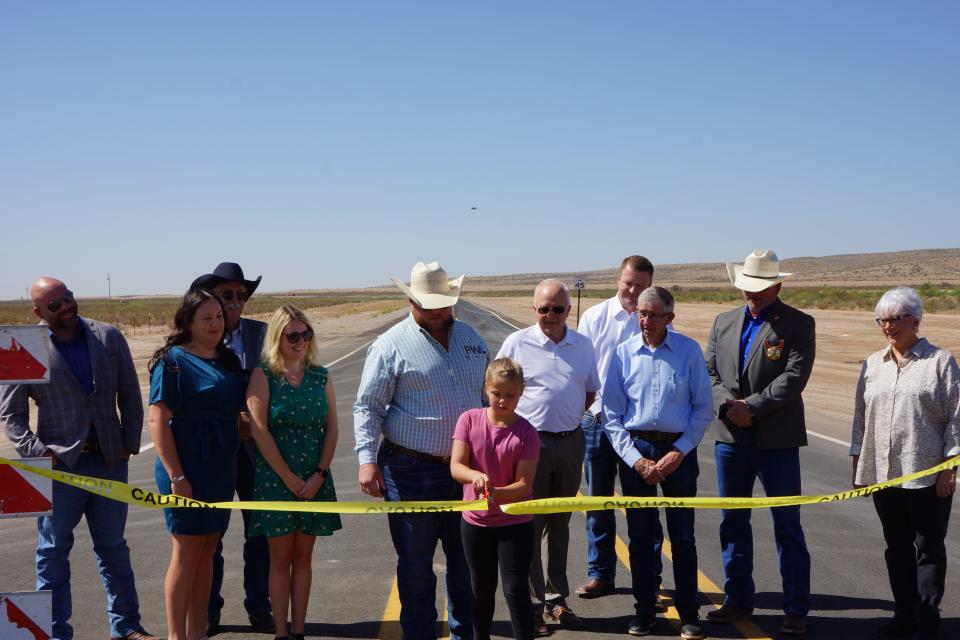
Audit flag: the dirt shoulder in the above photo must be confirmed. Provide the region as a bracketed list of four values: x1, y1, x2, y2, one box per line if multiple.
[467, 295, 960, 425]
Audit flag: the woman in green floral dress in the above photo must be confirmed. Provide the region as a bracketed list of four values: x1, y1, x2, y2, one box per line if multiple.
[247, 305, 341, 640]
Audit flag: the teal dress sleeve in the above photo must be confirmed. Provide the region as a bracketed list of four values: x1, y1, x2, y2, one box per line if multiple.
[149, 351, 181, 412]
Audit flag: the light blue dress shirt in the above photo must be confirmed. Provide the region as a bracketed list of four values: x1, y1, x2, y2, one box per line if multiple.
[353, 314, 490, 464]
[603, 330, 715, 468]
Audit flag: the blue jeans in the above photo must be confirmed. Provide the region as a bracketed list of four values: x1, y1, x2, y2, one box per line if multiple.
[209, 446, 271, 618]
[715, 434, 811, 616]
[582, 412, 663, 585]
[37, 453, 142, 640]
[618, 438, 700, 620]
[380, 445, 473, 640]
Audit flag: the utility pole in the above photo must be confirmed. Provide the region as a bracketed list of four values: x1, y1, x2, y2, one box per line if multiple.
[574, 275, 585, 326]
[107, 273, 112, 301]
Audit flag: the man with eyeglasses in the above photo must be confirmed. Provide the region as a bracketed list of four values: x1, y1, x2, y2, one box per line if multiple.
[704, 250, 815, 636]
[575, 255, 669, 608]
[355, 261, 489, 640]
[603, 286, 713, 639]
[189, 262, 274, 636]
[0, 278, 158, 640]
[496, 279, 600, 636]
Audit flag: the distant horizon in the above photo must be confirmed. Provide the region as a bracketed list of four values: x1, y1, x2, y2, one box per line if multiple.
[4, 246, 959, 302]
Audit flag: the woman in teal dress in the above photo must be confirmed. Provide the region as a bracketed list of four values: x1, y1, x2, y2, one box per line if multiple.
[247, 305, 341, 640]
[148, 289, 245, 640]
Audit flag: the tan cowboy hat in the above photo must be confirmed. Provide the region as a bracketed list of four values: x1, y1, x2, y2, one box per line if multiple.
[726, 249, 794, 292]
[390, 261, 465, 309]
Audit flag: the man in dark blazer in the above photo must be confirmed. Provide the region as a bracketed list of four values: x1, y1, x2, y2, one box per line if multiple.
[704, 250, 816, 636]
[0, 277, 157, 640]
[190, 262, 273, 635]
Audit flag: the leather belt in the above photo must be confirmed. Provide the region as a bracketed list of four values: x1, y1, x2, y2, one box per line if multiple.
[382, 439, 451, 465]
[539, 426, 582, 438]
[629, 430, 681, 444]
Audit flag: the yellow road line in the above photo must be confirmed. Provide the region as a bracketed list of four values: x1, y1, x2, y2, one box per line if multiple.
[378, 578, 402, 640]
[378, 576, 451, 640]
[593, 490, 773, 640]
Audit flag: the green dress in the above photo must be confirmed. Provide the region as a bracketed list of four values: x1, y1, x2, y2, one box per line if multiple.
[248, 364, 342, 537]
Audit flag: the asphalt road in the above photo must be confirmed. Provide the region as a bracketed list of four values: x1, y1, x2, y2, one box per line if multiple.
[1, 299, 957, 639]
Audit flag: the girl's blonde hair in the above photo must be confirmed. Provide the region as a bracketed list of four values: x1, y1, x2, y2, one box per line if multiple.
[261, 305, 322, 376]
[485, 357, 525, 389]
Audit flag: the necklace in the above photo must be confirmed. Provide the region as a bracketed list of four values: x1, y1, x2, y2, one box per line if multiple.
[285, 365, 305, 387]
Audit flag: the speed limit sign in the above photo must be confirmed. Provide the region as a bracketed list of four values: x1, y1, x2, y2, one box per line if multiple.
[573, 276, 585, 289]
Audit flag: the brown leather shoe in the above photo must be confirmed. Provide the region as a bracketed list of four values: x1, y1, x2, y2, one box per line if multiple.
[575, 577, 615, 598]
[706, 603, 754, 623]
[546, 602, 584, 628]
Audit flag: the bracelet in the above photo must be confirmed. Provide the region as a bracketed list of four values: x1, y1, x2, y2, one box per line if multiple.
[170, 474, 186, 483]
[314, 466, 328, 479]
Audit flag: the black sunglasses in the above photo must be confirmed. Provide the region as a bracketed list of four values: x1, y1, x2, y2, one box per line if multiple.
[219, 289, 248, 302]
[536, 305, 567, 315]
[875, 315, 909, 327]
[283, 329, 314, 343]
[46, 291, 75, 312]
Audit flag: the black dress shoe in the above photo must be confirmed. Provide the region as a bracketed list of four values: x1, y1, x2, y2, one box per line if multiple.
[627, 614, 657, 636]
[206, 613, 221, 637]
[249, 611, 277, 634]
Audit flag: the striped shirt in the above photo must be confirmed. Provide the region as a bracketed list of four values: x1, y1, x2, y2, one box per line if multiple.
[851, 338, 960, 488]
[353, 314, 490, 464]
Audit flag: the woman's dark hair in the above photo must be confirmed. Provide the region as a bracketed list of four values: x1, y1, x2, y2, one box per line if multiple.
[148, 289, 242, 373]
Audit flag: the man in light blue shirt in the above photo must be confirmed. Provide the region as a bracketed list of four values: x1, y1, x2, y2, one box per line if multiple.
[603, 286, 713, 639]
[354, 261, 489, 640]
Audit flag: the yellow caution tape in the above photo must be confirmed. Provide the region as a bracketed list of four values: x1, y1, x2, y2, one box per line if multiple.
[3, 454, 957, 515]
[0, 457, 486, 514]
[500, 454, 960, 514]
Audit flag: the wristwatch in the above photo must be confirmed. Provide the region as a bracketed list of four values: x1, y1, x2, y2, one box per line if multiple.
[315, 466, 329, 479]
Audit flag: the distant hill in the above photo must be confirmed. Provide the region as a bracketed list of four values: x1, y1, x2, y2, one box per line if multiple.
[464, 248, 960, 289]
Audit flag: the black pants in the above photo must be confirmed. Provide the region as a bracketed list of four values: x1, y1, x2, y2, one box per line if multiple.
[461, 520, 535, 640]
[873, 486, 953, 633]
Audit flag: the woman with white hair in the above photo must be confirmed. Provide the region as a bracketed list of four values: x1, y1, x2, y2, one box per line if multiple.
[850, 286, 959, 640]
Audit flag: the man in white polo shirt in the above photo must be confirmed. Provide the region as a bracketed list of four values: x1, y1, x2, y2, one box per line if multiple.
[576, 255, 668, 603]
[497, 278, 600, 636]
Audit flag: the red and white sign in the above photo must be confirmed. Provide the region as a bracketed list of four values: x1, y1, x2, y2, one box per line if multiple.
[0, 592, 52, 640]
[0, 458, 52, 519]
[0, 326, 50, 385]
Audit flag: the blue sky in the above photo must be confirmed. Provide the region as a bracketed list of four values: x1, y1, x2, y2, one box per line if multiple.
[2, 2, 958, 299]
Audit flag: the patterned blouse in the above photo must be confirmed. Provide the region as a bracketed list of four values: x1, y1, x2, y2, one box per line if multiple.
[851, 338, 960, 488]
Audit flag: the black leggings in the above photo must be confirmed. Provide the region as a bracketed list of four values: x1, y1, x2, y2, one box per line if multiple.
[461, 519, 535, 640]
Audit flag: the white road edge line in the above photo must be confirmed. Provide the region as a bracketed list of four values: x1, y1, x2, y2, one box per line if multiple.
[325, 337, 377, 369]
[807, 430, 851, 448]
[463, 299, 522, 331]
[469, 300, 855, 451]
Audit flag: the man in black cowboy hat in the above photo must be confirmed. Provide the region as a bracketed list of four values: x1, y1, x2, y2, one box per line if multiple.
[190, 262, 274, 635]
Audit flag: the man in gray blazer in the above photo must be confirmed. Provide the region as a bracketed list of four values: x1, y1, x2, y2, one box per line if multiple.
[0, 277, 157, 640]
[704, 250, 815, 636]
[189, 262, 274, 635]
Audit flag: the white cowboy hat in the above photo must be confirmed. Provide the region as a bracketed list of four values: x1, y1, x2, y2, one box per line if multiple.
[390, 261, 465, 309]
[726, 249, 794, 292]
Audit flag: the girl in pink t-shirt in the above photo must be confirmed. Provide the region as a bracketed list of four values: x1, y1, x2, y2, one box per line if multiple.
[452, 357, 540, 640]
